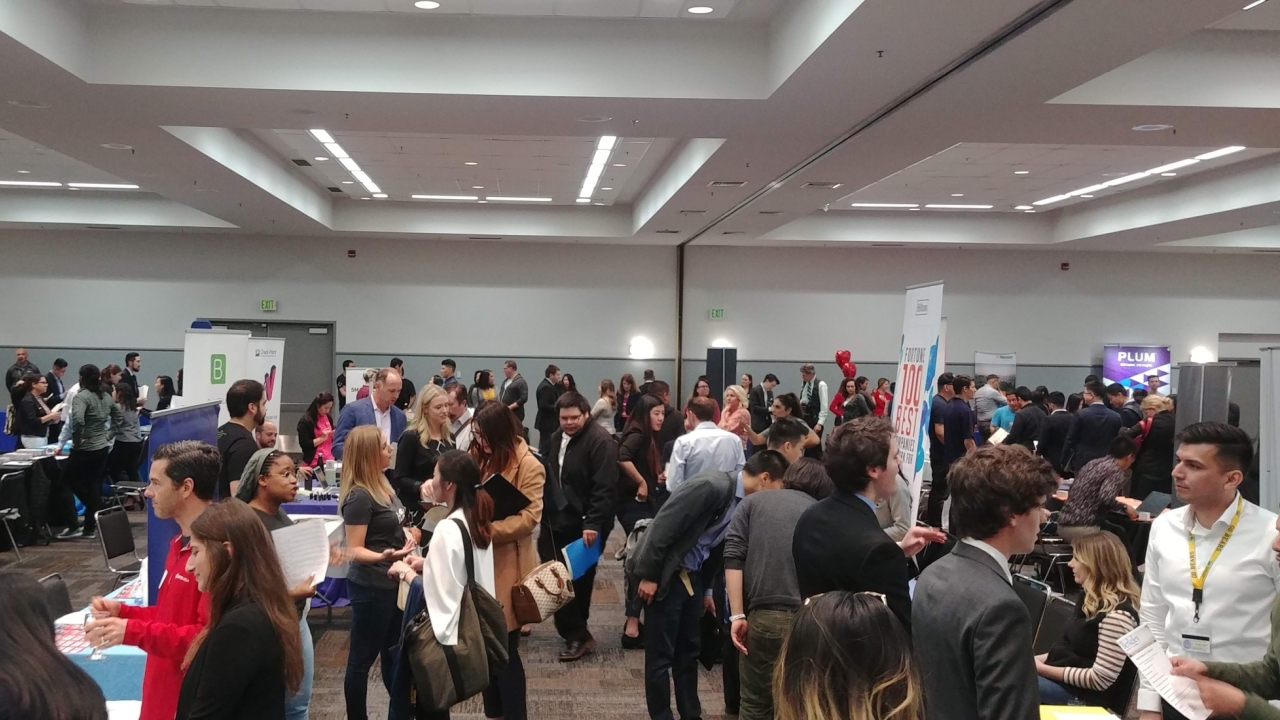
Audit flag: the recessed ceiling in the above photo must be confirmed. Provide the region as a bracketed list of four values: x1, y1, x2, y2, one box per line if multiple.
[92, 0, 778, 21]
[1211, 1, 1280, 30]
[0, 128, 137, 187]
[838, 143, 1278, 212]
[260, 130, 662, 205]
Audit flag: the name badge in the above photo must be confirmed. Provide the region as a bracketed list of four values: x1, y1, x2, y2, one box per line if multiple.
[1182, 634, 1212, 654]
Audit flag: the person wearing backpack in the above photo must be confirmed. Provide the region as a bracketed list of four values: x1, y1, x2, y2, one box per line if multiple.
[390, 449, 497, 720]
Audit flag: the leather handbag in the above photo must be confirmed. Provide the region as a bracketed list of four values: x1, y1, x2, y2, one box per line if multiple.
[511, 553, 575, 625]
[404, 519, 508, 711]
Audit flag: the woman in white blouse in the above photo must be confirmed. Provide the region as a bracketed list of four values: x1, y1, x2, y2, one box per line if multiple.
[389, 450, 495, 718]
[590, 379, 618, 435]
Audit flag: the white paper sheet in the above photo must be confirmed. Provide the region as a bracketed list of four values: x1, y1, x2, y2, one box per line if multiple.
[272, 519, 330, 588]
[988, 427, 1009, 444]
[107, 700, 142, 720]
[1116, 625, 1210, 720]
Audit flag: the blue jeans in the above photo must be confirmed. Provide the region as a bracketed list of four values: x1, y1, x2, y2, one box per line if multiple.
[1038, 675, 1080, 705]
[286, 614, 314, 720]
[345, 581, 403, 720]
[644, 574, 703, 720]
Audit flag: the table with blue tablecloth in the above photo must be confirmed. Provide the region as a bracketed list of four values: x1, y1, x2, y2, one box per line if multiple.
[59, 575, 148, 701]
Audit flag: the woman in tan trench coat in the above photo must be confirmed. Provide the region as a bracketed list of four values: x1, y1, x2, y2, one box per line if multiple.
[470, 401, 544, 720]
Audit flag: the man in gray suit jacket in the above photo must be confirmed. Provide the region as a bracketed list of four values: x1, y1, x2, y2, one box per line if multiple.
[913, 445, 1058, 720]
[499, 359, 529, 422]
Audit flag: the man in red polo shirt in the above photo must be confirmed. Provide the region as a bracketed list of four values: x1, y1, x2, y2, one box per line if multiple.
[87, 440, 218, 720]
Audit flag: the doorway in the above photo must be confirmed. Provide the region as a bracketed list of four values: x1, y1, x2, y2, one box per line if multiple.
[210, 320, 336, 436]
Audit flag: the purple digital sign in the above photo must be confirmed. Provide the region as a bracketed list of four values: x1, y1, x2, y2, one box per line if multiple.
[1103, 345, 1171, 395]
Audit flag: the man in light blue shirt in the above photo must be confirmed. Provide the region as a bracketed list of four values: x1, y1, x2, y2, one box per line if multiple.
[991, 395, 1016, 434]
[665, 397, 745, 493]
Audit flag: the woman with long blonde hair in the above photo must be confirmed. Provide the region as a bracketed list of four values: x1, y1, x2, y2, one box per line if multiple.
[176, 500, 303, 719]
[720, 384, 751, 449]
[590, 378, 618, 435]
[774, 591, 922, 720]
[394, 384, 455, 516]
[339, 426, 417, 720]
[1035, 531, 1140, 712]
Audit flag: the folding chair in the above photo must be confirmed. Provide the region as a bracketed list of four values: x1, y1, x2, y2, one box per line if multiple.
[95, 506, 142, 590]
[0, 506, 20, 563]
[39, 572, 74, 618]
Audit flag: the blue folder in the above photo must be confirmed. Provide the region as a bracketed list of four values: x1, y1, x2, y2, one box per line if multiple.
[562, 537, 605, 580]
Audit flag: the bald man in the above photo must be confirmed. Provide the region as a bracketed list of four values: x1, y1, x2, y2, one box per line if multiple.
[255, 420, 279, 450]
[6, 347, 39, 391]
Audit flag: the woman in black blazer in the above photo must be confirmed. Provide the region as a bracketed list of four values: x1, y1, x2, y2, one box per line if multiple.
[615, 373, 640, 433]
[394, 385, 454, 515]
[1124, 395, 1176, 500]
[177, 501, 303, 720]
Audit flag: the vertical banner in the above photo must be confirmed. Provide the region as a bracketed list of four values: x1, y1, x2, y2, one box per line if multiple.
[246, 337, 285, 425]
[1260, 348, 1280, 513]
[890, 282, 945, 523]
[346, 367, 372, 405]
[1103, 344, 1171, 395]
[143, 401, 220, 602]
[183, 329, 250, 424]
[975, 352, 1017, 385]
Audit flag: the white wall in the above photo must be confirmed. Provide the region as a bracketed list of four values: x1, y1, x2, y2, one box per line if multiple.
[2, 230, 1279, 384]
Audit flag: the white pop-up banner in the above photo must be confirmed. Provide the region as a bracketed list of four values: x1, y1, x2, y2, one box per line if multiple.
[889, 282, 945, 524]
[246, 337, 285, 426]
[183, 329, 250, 424]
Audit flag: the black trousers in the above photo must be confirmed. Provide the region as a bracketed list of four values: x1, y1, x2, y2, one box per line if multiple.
[926, 455, 950, 528]
[481, 630, 526, 720]
[644, 575, 703, 720]
[803, 427, 824, 460]
[65, 447, 108, 533]
[538, 521, 609, 643]
[108, 440, 144, 484]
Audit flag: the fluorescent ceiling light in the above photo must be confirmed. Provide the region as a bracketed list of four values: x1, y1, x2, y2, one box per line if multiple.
[1103, 172, 1149, 187]
[612, 163, 627, 167]
[371, 193, 388, 198]
[592, 149, 611, 165]
[341, 181, 354, 184]
[1146, 158, 1199, 174]
[66, 183, 140, 189]
[1161, 172, 1177, 177]
[1014, 170, 1030, 175]
[0, 180, 61, 187]
[1033, 194, 1072, 206]
[464, 161, 478, 166]
[950, 193, 964, 197]
[1244, 0, 1269, 9]
[688, 6, 714, 13]
[362, 182, 381, 194]
[1194, 146, 1246, 161]
[323, 143, 349, 159]
[598, 136, 617, 151]
[314, 156, 329, 162]
[925, 204, 993, 209]
[576, 198, 591, 203]
[351, 170, 372, 184]
[411, 194, 478, 201]
[414, 0, 441, 7]
[485, 196, 553, 202]
[601, 187, 613, 191]
[309, 129, 335, 144]
[339, 158, 360, 173]
[1014, 205, 1033, 210]
[851, 203, 918, 208]
[1066, 183, 1109, 197]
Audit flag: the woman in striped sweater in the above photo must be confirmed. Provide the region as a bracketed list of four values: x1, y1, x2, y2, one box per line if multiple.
[1035, 531, 1140, 713]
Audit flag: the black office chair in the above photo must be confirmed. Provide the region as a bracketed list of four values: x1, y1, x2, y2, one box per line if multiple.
[39, 572, 74, 619]
[95, 506, 142, 591]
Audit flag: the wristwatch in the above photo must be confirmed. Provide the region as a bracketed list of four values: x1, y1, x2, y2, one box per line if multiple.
[728, 614, 747, 623]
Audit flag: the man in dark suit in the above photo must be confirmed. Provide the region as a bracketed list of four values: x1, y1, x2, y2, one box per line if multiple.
[1002, 386, 1046, 451]
[1037, 391, 1075, 476]
[540, 391, 618, 662]
[121, 352, 142, 396]
[747, 373, 777, 433]
[792, 417, 946, 630]
[44, 358, 68, 443]
[1063, 381, 1123, 473]
[534, 364, 562, 456]
[331, 368, 407, 459]
[1107, 382, 1143, 428]
[499, 359, 528, 422]
[913, 445, 1058, 720]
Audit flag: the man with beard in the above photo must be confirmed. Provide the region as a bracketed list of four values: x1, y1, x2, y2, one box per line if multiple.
[217, 379, 265, 498]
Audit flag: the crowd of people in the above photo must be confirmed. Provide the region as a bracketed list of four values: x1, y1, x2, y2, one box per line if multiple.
[7, 351, 1280, 720]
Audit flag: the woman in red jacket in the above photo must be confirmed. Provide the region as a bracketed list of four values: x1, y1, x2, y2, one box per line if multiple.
[873, 378, 894, 417]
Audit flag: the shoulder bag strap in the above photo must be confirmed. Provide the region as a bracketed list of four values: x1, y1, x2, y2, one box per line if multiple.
[451, 517, 475, 586]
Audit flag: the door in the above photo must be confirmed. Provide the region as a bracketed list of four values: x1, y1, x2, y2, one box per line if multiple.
[211, 320, 336, 438]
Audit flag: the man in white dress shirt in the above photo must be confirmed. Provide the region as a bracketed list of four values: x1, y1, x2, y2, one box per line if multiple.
[445, 383, 474, 452]
[1138, 422, 1280, 720]
[666, 397, 745, 493]
[798, 363, 830, 459]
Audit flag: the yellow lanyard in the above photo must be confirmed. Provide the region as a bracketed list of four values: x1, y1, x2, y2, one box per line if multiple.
[1187, 495, 1244, 622]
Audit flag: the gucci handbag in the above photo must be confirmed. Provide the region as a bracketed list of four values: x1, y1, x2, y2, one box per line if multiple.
[511, 553, 575, 625]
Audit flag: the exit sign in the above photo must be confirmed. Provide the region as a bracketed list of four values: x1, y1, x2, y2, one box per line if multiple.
[709, 308, 725, 320]
[261, 299, 278, 312]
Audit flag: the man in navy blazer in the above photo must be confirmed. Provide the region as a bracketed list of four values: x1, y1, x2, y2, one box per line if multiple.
[1062, 381, 1122, 474]
[332, 367, 406, 459]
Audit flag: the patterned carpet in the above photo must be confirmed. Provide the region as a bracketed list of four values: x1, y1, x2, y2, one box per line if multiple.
[10, 512, 735, 720]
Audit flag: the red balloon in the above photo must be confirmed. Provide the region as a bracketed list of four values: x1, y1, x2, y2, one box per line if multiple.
[841, 362, 858, 378]
[835, 349, 851, 366]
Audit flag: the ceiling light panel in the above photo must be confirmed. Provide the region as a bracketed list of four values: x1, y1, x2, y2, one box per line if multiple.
[265, 130, 659, 204]
[0, 127, 140, 190]
[837, 142, 1277, 213]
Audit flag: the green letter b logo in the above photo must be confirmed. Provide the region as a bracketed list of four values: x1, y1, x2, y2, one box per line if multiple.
[211, 354, 226, 384]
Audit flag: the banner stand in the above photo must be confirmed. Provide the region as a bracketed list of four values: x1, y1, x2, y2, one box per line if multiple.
[142, 401, 220, 603]
[890, 282, 945, 525]
[1262, 347, 1280, 513]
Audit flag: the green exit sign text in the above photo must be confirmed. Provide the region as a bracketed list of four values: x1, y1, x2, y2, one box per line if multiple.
[709, 308, 725, 320]
[261, 299, 278, 312]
